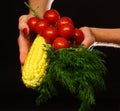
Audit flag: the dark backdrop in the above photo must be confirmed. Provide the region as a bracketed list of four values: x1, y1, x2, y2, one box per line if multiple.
[1, 0, 119, 111]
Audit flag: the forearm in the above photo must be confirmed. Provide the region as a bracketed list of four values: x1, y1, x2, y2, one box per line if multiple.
[29, 0, 49, 18]
[90, 28, 120, 44]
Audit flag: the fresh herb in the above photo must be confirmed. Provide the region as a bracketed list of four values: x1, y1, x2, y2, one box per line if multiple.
[35, 45, 107, 111]
[24, 1, 40, 18]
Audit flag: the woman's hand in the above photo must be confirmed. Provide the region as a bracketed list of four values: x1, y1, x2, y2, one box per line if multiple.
[17, 14, 34, 69]
[80, 26, 96, 48]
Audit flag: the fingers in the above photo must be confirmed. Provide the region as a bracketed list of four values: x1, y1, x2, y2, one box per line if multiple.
[17, 15, 34, 68]
[80, 27, 95, 48]
[18, 15, 30, 36]
[18, 14, 34, 36]
[18, 31, 31, 69]
[81, 35, 95, 48]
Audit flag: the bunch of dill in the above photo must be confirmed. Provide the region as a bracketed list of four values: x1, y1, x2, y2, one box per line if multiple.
[35, 45, 107, 111]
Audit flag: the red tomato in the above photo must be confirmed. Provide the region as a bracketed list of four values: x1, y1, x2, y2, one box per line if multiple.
[56, 16, 74, 28]
[52, 37, 69, 50]
[74, 28, 84, 45]
[43, 26, 58, 44]
[58, 24, 75, 40]
[43, 9, 60, 24]
[27, 16, 40, 31]
[35, 19, 49, 35]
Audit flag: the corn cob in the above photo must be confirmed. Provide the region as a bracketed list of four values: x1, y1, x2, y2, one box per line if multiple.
[22, 34, 48, 89]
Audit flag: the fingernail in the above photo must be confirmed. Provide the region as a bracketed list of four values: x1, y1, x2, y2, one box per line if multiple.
[23, 28, 28, 35]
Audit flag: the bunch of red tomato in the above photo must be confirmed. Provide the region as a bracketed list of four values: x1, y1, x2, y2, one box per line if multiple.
[27, 9, 84, 50]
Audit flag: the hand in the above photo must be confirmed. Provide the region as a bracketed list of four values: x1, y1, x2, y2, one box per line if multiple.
[80, 26, 96, 48]
[17, 14, 34, 69]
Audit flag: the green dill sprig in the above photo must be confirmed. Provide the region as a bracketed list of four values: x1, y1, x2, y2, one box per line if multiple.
[24, 1, 40, 18]
[35, 45, 107, 111]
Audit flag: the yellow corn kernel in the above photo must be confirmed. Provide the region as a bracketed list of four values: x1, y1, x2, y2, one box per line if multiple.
[22, 35, 48, 89]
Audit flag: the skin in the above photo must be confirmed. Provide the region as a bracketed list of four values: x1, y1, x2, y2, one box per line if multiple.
[17, 0, 120, 69]
[80, 27, 120, 47]
[18, 0, 50, 69]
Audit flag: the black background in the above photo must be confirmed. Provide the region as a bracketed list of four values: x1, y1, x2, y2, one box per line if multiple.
[1, 0, 120, 110]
